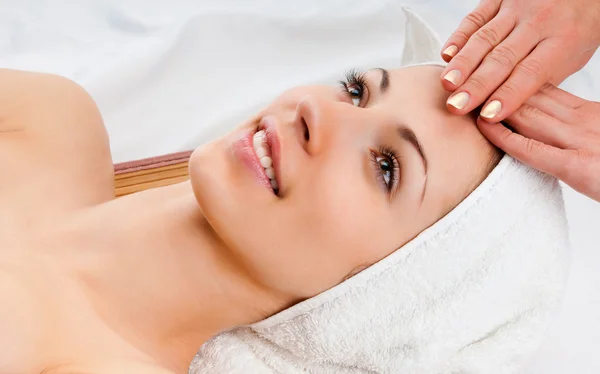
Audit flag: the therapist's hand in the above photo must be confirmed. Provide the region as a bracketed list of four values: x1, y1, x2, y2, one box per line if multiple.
[440, 0, 600, 122]
[477, 84, 600, 202]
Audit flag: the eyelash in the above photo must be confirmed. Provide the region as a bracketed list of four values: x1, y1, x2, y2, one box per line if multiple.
[371, 146, 400, 196]
[339, 69, 368, 107]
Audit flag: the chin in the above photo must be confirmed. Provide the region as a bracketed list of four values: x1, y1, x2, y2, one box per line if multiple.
[188, 115, 279, 254]
[188, 135, 253, 250]
[189, 139, 232, 220]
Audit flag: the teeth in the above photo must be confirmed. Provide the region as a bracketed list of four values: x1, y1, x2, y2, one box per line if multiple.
[253, 136, 263, 149]
[260, 156, 272, 168]
[252, 129, 279, 193]
[255, 146, 267, 159]
[253, 130, 265, 148]
[265, 167, 275, 179]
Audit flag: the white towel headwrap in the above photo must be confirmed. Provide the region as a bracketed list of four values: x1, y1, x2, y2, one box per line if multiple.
[190, 7, 571, 374]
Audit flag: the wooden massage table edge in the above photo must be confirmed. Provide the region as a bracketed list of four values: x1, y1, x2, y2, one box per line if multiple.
[113, 151, 193, 197]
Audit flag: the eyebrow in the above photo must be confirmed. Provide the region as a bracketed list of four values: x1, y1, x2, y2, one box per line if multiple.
[374, 69, 426, 170]
[398, 126, 428, 173]
[377, 68, 390, 94]
[398, 125, 428, 202]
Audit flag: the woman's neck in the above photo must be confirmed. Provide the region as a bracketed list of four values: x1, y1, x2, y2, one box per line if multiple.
[53, 182, 281, 373]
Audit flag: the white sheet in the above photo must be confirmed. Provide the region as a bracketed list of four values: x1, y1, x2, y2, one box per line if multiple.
[1, 1, 598, 372]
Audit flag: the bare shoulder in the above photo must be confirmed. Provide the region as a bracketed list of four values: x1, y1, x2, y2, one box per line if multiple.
[0, 69, 114, 236]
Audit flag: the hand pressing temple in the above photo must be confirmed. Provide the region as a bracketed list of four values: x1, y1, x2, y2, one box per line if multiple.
[440, 0, 600, 122]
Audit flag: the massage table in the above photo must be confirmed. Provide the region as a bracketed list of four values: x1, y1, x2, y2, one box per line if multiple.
[114, 151, 192, 197]
[2, 1, 599, 372]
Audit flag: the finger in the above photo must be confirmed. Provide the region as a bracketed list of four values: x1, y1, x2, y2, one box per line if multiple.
[445, 22, 540, 113]
[525, 87, 580, 124]
[476, 117, 571, 178]
[478, 39, 563, 122]
[505, 103, 578, 149]
[441, 0, 502, 62]
[441, 11, 517, 92]
[538, 83, 588, 109]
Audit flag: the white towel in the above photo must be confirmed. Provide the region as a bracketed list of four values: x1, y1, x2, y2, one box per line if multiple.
[189, 8, 571, 374]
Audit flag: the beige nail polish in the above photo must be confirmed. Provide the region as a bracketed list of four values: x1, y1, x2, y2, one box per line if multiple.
[481, 100, 502, 119]
[447, 92, 470, 110]
[442, 45, 458, 58]
[443, 70, 462, 86]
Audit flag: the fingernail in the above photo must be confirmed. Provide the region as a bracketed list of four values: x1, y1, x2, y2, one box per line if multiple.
[480, 100, 502, 119]
[447, 92, 470, 110]
[443, 70, 462, 86]
[442, 45, 458, 59]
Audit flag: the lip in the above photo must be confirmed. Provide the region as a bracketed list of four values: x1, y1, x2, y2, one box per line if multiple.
[233, 130, 275, 194]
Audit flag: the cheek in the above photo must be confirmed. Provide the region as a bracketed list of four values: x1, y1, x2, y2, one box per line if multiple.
[191, 132, 400, 299]
[306, 171, 395, 259]
[232, 170, 391, 299]
[264, 167, 396, 294]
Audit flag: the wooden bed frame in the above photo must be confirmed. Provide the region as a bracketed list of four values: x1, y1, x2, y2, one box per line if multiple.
[113, 151, 193, 197]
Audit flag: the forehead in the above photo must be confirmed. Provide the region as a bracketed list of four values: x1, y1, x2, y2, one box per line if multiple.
[401, 65, 489, 130]
[378, 66, 462, 138]
[381, 65, 493, 153]
[380, 66, 497, 210]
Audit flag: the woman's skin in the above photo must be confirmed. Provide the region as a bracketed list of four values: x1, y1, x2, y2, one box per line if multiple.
[0, 65, 499, 374]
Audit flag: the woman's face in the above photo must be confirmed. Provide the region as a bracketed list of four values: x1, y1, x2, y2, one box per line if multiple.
[189, 65, 498, 301]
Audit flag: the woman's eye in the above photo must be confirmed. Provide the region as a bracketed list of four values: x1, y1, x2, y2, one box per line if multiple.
[371, 147, 399, 196]
[346, 83, 363, 107]
[376, 156, 392, 186]
[339, 69, 368, 107]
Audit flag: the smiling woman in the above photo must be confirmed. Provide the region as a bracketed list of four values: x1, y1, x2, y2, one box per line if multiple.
[0, 64, 566, 374]
[190, 65, 502, 298]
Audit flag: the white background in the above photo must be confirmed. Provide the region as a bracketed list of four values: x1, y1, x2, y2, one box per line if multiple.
[1, 0, 598, 372]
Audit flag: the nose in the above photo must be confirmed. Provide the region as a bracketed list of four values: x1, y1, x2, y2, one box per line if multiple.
[294, 95, 329, 156]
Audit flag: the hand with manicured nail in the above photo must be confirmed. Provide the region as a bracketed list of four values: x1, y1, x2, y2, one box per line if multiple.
[440, 0, 600, 121]
[477, 84, 600, 202]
